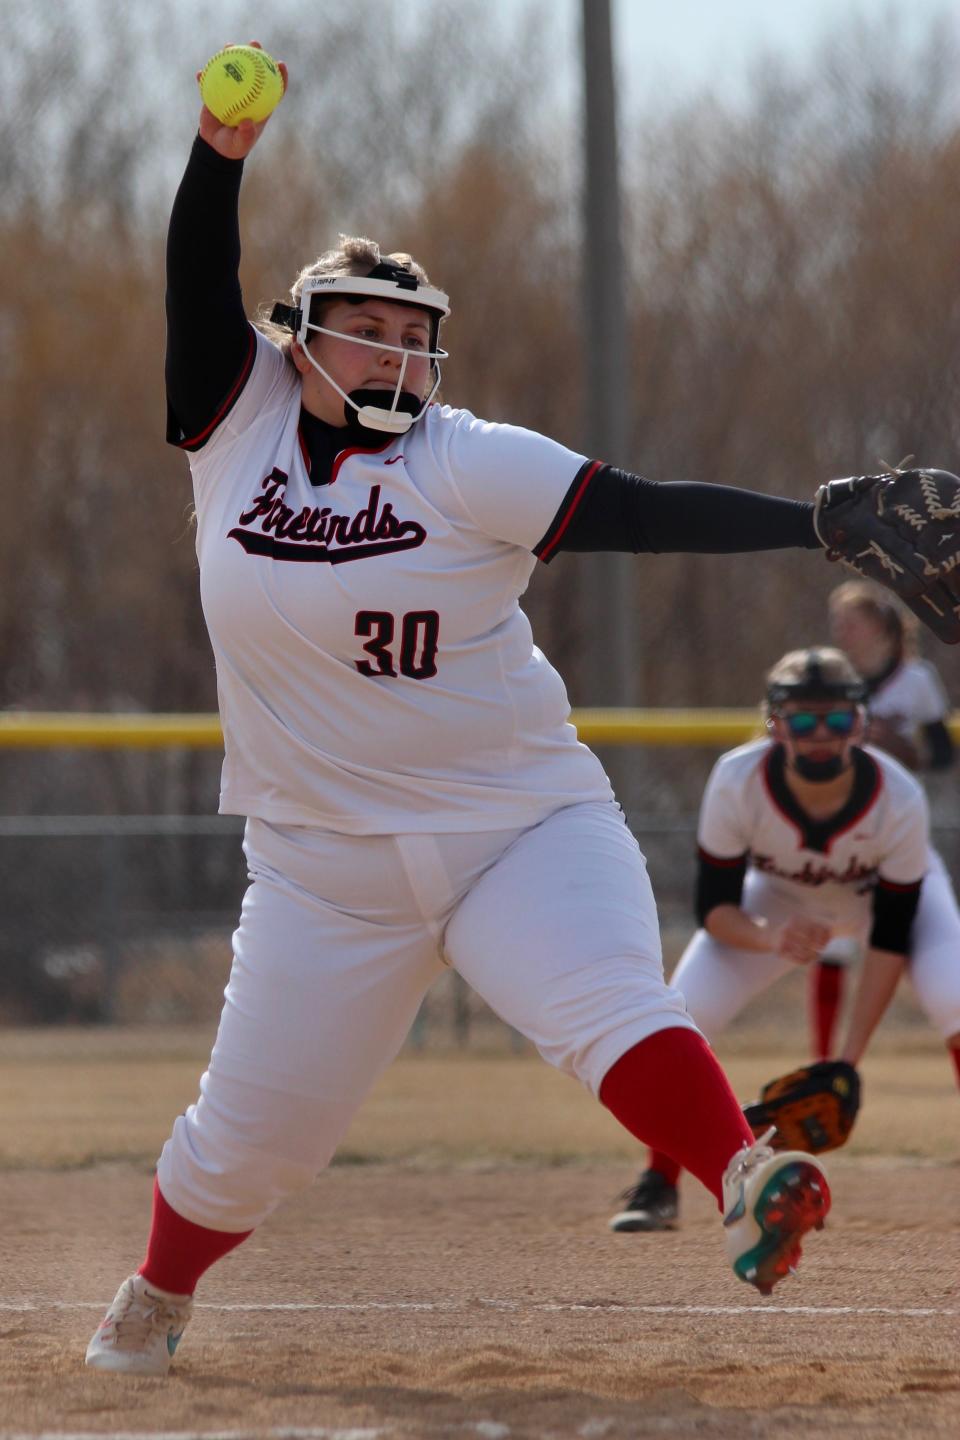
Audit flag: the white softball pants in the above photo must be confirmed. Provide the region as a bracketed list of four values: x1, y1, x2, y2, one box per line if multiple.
[670, 851, 960, 1041]
[157, 801, 696, 1230]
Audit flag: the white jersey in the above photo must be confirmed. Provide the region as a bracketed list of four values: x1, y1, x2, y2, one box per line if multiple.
[698, 738, 928, 940]
[867, 658, 950, 741]
[188, 329, 613, 833]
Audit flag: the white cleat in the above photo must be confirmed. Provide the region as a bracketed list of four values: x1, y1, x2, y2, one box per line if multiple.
[85, 1273, 193, 1376]
[721, 1128, 831, 1296]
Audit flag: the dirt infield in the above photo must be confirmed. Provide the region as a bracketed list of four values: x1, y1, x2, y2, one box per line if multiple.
[2, 1027, 959, 1438]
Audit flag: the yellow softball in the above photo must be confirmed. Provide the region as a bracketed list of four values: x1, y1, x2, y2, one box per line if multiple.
[199, 45, 284, 126]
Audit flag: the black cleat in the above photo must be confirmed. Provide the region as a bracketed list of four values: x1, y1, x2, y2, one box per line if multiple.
[609, 1168, 679, 1233]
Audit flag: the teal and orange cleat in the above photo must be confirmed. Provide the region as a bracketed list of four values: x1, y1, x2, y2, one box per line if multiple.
[722, 1128, 831, 1295]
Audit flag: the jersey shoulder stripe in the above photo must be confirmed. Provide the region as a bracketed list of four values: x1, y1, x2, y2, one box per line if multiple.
[169, 324, 257, 453]
[534, 459, 603, 562]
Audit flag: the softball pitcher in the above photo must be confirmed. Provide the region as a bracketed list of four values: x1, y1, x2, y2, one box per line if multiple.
[84, 45, 888, 1374]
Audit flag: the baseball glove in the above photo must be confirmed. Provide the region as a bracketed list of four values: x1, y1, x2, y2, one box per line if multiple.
[813, 468, 960, 643]
[743, 1059, 861, 1154]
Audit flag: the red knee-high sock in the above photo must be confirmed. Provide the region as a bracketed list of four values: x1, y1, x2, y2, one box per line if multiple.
[949, 1043, 960, 1090]
[139, 1178, 253, 1296]
[646, 1150, 681, 1186]
[599, 1028, 753, 1208]
[811, 960, 845, 1060]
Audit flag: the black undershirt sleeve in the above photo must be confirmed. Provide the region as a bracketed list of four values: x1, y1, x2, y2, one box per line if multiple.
[869, 880, 922, 955]
[923, 719, 954, 771]
[536, 463, 821, 561]
[165, 135, 252, 448]
[695, 849, 748, 927]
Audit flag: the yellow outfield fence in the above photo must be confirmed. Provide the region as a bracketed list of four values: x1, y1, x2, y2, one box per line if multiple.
[2, 710, 959, 749]
[0, 712, 227, 749]
[0, 708, 767, 749]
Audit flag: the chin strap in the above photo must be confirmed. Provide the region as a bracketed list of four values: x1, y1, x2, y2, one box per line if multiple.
[269, 301, 302, 331]
[347, 387, 422, 434]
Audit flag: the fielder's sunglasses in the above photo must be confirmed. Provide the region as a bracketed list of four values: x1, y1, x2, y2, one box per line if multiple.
[781, 709, 859, 738]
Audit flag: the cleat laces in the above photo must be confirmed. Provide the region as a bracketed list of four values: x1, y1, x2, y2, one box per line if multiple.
[723, 1129, 777, 1226]
[107, 1285, 190, 1354]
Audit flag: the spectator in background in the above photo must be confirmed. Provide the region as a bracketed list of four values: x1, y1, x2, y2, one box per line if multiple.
[807, 581, 958, 1059]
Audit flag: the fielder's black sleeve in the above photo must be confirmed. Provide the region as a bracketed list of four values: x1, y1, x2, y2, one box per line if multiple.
[165, 136, 254, 450]
[923, 719, 954, 771]
[869, 878, 922, 955]
[695, 847, 748, 927]
[535, 463, 820, 562]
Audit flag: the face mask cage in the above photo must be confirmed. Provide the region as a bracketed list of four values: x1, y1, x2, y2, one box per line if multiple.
[764, 652, 867, 777]
[271, 272, 450, 434]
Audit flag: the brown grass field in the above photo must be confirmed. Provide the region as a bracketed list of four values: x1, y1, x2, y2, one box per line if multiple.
[2, 985, 959, 1439]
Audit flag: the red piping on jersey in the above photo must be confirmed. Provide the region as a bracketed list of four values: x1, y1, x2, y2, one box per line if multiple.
[697, 845, 746, 867]
[537, 460, 602, 562]
[329, 442, 395, 487]
[297, 425, 312, 475]
[295, 425, 392, 482]
[820, 762, 883, 854]
[177, 326, 256, 450]
[760, 751, 804, 845]
[762, 747, 884, 855]
[876, 875, 922, 893]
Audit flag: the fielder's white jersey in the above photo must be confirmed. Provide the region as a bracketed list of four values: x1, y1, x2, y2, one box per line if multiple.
[698, 739, 928, 939]
[867, 658, 950, 740]
[188, 330, 613, 833]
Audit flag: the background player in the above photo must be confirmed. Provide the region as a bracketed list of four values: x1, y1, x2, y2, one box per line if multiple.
[829, 580, 954, 773]
[609, 646, 960, 1234]
[87, 40, 948, 1373]
[807, 581, 958, 1060]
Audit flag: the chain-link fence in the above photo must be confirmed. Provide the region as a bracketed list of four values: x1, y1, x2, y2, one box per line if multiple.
[3, 796, 958, 1040]
[0, 808, 697, 1034]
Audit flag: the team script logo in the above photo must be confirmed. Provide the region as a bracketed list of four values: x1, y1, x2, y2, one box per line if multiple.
[228, 468, 426, 564]
[752, 851, 876, 889]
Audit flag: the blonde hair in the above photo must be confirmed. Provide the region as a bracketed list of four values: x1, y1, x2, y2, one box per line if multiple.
[828, 579, 917, 659]
[257, 235, 435, 356]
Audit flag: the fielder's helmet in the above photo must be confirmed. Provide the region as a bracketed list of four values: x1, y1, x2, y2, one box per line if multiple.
[765, 647, 867, 708]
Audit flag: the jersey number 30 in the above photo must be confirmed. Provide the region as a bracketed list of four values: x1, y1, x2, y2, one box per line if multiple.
[355, 610, 440, 680]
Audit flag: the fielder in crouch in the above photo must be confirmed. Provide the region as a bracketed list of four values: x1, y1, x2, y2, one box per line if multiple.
[610, 646, 960, 1235]
[84, 45, 862, 1375]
